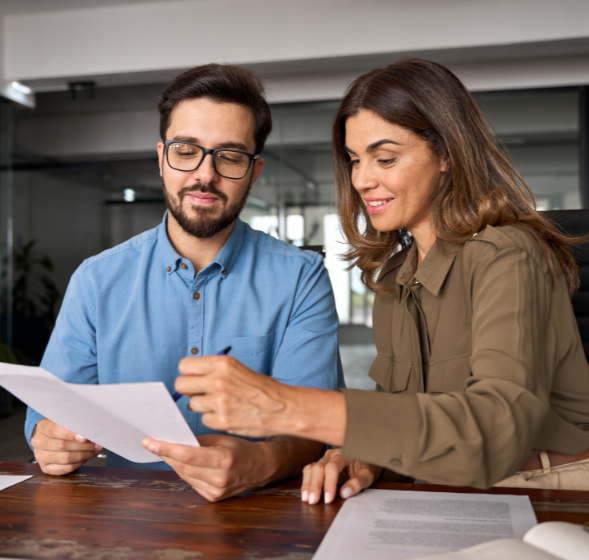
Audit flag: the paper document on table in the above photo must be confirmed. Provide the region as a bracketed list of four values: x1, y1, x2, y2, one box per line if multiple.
[0, 475, 32, 492]
[313, 489, 537, 560]
[0, 362, 199, 463]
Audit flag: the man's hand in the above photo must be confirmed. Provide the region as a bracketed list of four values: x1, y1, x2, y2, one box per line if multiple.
[31, 418, 103, 476]
[301, 448, 382, 505]
[141, 434, 279, 502]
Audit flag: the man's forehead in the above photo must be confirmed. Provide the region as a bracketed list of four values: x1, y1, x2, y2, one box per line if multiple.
[168, 98, 256, 149]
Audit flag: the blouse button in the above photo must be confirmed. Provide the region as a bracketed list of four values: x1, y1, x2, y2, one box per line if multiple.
[181, 263, 188, 270]
[193, 292, 200, 300]
[166, 266, 171, 272]
[191, 347, 199, 355]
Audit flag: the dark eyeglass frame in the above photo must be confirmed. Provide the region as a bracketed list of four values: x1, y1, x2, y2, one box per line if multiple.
[164, 140, 260, 180]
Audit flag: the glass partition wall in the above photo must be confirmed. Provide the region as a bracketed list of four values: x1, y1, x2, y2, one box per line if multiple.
[246, 88, 584, 326]
[4, 86, 587, 334]
[473, 88, 581, 211]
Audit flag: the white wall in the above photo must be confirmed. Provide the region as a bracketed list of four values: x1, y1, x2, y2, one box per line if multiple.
[3, 0, 589, 102]
[5, 0, 589, 82]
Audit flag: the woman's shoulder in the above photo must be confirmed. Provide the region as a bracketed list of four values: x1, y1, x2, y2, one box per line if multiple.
[463, 224, 551, 276]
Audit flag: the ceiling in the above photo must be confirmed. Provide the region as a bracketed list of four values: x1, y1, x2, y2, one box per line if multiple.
[0, 0, 168, 16]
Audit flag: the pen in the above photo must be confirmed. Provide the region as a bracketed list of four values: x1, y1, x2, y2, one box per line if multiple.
[171, 346, 231, 402]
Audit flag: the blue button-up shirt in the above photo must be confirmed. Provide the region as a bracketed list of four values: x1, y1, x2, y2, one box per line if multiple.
[26, 214, 343, 469]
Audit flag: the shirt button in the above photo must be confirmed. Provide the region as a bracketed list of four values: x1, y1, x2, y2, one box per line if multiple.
[166, 266, 171, 272]
[193, 292, 200, 300]
[181, 263, 188, 270]
[222, 269, 228, 275]
[191, 347, 199, 355]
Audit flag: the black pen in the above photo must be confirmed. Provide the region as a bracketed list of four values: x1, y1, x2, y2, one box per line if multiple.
[171, 346, 231, 402]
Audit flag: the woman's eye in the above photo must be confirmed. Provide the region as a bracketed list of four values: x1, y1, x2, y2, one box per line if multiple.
[378, 158, 396, 166]
[349, 159, 360, 168]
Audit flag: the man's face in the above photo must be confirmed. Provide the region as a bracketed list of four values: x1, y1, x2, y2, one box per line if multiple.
[157, 98, 264, 239]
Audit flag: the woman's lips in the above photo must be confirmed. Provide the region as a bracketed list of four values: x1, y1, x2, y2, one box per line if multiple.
[364, 198, 393, 214]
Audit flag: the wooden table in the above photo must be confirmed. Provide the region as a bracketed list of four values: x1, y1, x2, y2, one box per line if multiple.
[1, 462, 589, 560]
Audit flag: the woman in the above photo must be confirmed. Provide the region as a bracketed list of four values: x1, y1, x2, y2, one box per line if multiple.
[169, 59, 589, 503]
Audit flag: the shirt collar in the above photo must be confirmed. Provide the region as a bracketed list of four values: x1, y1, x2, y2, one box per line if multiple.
[158, 211, 182, 272]
[210, 218, 246, 277]
[395, 240, 460, 296]
[158, 211, 246, 277]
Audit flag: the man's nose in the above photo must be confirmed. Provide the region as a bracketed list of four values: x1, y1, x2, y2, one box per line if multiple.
[191, 152, 219, 183]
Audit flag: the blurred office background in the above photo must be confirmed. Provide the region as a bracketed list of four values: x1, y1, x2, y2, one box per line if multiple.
[1, 0, 589, 454]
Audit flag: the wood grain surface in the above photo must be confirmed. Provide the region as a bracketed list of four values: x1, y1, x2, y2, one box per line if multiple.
[1, 462, 588, 560]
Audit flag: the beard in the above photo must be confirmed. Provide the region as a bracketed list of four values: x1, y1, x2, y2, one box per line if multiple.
[163, 178, 251, 239]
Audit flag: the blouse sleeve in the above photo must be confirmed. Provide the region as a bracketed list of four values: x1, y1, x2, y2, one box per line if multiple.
[342, 241, 561, 488]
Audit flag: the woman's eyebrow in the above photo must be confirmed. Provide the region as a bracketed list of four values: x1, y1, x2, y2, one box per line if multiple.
[344, 139, 401, 155]
[366, 139, 401, 152]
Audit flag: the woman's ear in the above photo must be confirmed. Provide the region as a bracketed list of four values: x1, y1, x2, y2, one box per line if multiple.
[440, 157, 450, 173]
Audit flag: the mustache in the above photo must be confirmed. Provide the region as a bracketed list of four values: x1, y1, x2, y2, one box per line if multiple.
[177, 182, 228, 203]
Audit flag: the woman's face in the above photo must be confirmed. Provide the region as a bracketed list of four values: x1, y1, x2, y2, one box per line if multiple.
[345, 110, 447, 236]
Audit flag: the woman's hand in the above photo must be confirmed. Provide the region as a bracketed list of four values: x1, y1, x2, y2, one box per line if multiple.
[176, 355, 347, 446]
[301, 448, 383, 504]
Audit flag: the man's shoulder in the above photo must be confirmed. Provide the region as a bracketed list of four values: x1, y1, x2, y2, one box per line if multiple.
[242, 224, 322, 269]
[79, 226, 160, 273]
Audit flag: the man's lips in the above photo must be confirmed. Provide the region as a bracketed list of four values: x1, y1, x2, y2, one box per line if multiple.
[364, 198, 393, 215]
[185, 191, 221, 206]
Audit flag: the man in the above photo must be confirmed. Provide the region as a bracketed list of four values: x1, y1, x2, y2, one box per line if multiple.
[25, 64, 343, 501]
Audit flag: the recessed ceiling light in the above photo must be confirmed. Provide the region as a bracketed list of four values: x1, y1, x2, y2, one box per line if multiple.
[11, 82, 33, 95]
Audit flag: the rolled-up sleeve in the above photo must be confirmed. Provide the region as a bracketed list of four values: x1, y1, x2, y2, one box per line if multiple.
[343, 243, 555, 488]
[271, 254, 344, 391]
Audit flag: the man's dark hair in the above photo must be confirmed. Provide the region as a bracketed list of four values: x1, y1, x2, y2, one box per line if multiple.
[158, 63, 272, 154]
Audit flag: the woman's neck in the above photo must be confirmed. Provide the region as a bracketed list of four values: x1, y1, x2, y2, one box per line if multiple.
[409, 223, 437, 268]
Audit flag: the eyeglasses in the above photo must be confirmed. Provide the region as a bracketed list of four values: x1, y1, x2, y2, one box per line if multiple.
[164, 140, 260, 180]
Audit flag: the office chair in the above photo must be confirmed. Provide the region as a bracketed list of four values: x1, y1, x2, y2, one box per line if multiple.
[543, 209, 589, 360]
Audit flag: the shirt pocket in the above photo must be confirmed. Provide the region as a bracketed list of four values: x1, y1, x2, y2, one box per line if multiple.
[426, 353, 471, 394]
[368, 354, 413, 393]
[214, 332, 275, 375]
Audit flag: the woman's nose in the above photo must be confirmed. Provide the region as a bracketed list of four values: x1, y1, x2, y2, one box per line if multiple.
[352, 162, 378, 192]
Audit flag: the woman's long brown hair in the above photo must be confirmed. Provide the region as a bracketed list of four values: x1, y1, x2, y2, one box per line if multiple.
[334, 58, 584, 295]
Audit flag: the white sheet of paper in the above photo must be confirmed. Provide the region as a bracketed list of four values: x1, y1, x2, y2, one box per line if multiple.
[0, 475, 32, 492]
[313, 489, 537, 560]
[0, 362, 199, 463]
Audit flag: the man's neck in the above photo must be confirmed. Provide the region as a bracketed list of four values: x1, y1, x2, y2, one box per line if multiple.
[166, 214, 236, 274]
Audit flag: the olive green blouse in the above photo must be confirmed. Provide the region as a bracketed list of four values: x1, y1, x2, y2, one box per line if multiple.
[342, 224, 589, 488]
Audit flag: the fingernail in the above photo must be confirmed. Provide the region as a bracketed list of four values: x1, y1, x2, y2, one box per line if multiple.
[324, 492, 332, 503]
[301, 490, 308, 502]
[75, 434, 86, 443]
[342, 487, 353, 499]
[148, 444, 160, 454]
[94, 444, 103, 451]
[309, 492, 316, 504]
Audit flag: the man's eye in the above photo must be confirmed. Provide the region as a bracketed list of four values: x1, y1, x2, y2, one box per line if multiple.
[218, 153, 246, 165]
[219, 155, 239, 163]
